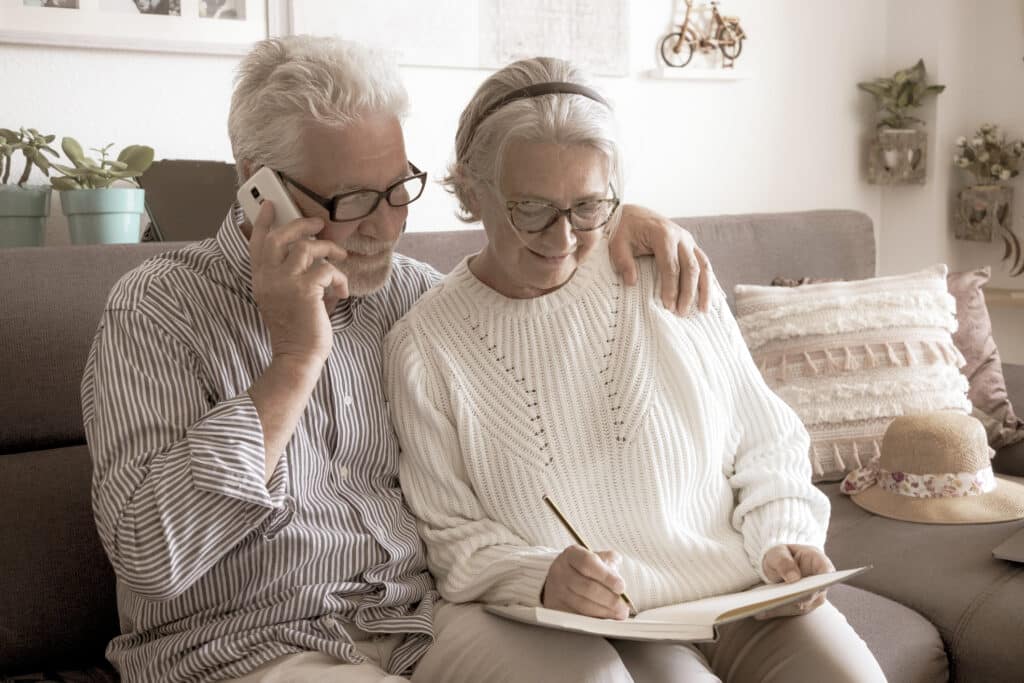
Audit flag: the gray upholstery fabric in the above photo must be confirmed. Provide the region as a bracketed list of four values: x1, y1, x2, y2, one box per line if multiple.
[0, 243, 182, 455]
[673, 209, 876, 308]
[994, 363, 1024, 476]
[0, 445, 118, 674]
[829, 584, 948, 683]
[824, 479, 1024, 682]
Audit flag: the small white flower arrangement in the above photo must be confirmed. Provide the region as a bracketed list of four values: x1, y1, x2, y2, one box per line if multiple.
[953, 123, 1023, 185]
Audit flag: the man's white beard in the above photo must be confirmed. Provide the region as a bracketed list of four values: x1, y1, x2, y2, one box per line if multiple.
[342, 245, 394, 297]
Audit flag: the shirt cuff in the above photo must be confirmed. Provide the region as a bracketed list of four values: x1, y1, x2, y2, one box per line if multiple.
[742, 498, 827, 583]
[187, 393, 284, 508]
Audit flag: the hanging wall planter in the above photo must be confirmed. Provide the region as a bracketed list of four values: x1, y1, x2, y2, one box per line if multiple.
[954, 184, 1011, 242]
[857, 59, 944, 186]
[868, 129, 927, 185]
[951, 124, 1024, 274]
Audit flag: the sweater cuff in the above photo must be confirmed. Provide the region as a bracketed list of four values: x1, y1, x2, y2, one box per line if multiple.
[506, 550, 561, 607]
[742, 498, 827, 583]
[187, 393, 282, 508]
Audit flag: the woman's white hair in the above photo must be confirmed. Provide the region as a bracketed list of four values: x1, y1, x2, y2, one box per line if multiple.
[444, 56, 623, 223]
[228, 35, 409, 182]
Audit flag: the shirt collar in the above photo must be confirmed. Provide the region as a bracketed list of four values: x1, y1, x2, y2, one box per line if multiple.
[214, 203, 359, 325]
[215, 203, 255, 298]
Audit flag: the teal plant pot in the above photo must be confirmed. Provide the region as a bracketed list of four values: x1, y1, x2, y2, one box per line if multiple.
[0, 185, 51, 247]
[61, 187, 145, 245]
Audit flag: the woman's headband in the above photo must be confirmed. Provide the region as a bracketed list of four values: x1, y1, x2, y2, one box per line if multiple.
[463, 81, 611, 152]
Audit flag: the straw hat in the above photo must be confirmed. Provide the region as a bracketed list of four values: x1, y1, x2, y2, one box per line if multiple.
[841, 412, 1024, 524]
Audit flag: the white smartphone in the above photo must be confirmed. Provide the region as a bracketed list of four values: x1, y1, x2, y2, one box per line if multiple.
[237, 166, 304, 229]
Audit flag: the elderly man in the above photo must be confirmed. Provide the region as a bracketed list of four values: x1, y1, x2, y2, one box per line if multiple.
[83, 35, 711, 682]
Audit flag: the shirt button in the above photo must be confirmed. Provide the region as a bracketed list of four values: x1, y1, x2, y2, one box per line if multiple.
[343, 395, 354, 407]
[338, 465, 349, 480]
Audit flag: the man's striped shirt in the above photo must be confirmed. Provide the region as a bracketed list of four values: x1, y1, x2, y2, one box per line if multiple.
[81, 208, 441, 682]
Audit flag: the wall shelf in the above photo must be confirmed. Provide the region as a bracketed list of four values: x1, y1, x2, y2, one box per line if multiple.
[983, 287, 1024, 307]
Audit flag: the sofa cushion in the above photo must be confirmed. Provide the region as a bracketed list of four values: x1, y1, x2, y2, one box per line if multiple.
[0, 445, 119, 676]
[823, 478, 1024, 682]
[828, 583, 948, 683]
[774, 270, 1024, 454]
[735, 265, 971, 481]
[947, 268, 1024, 450]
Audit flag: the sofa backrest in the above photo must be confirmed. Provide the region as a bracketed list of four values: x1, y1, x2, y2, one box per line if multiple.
[0, 209, 874, 456]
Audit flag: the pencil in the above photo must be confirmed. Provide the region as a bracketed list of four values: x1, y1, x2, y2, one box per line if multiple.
[542, 494, 638, 618]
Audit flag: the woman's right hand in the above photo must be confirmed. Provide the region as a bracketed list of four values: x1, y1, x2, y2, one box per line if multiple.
[542, 546, 631, 620]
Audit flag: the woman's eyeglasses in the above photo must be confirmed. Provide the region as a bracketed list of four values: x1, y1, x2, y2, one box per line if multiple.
[505, 192, 620, 234]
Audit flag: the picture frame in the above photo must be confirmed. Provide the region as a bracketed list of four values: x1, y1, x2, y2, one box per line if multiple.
[0, 0, 267, 56]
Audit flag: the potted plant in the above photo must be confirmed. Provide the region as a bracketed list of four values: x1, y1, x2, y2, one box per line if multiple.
[858, 59, 945, 185]
[0, 127, 59, 247]
[952, 124, 1024, 272]
[50, 137, 155, 245]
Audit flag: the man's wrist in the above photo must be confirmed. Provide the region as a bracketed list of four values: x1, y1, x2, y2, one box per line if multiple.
[269, 352, 326, 386]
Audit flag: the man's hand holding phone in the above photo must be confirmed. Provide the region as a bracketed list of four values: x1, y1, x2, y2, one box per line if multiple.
[247, 200, 348, 366]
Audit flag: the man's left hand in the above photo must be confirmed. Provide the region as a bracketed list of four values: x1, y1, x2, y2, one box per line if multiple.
[755, 544, 836, 620]
[608, 204, 712, 316]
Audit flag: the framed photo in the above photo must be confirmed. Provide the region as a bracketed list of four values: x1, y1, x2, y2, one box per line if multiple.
[0, 0, 267, 55]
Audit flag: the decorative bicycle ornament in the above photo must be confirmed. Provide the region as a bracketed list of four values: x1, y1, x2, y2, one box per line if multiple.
[659, 0, 746, 69]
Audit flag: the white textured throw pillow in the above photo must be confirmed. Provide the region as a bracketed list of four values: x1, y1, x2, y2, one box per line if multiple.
[734, 265, 971, 482]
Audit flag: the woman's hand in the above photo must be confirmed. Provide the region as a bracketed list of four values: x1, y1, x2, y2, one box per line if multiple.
[542, 546, 631, 620]
[755, 544, 836, 620]
[608, 204, 712, 316]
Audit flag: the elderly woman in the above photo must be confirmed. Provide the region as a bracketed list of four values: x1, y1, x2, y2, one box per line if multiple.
[385, 58, 886, 682]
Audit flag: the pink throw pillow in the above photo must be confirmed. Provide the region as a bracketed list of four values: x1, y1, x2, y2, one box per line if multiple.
[947, 268, 1024, 449]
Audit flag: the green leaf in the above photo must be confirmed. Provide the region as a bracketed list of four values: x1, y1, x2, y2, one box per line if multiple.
[117, 145, 155, 174]
[51, 177, 81, 191]
[44, 134, 55, 143]
[104, 159, 128, 170]
[62, 137, 86, 165]
[51, 163, 80, 175]
[858, 82, 890, 99]
[896, 81, 913, 108]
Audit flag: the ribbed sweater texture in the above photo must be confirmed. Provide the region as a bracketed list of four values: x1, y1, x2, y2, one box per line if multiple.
[384, 240, 830, 611]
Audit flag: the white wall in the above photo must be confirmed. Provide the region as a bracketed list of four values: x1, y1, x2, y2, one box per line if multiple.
[880, 0, 1024, 363]
[0, 0, 885, 247]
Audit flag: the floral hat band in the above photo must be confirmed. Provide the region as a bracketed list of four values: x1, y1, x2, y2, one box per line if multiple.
[840, 412, 1024, 525]
[841, 463, 997, 499]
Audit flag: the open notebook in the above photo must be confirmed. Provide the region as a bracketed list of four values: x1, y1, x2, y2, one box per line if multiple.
[485, 567, 869, 643]
[993, 528, 1024, 563]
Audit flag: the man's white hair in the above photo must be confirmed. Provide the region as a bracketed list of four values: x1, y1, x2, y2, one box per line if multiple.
[443, 56, 624, 223]
[228, 35, 409, 182]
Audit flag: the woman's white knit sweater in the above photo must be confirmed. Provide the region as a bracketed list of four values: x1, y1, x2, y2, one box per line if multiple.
[384, 240, 830, 611]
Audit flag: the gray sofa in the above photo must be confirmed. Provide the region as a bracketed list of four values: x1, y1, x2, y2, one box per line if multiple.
[2, 209, 1022, 682]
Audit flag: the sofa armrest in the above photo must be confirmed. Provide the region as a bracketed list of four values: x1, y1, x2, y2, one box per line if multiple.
[993, 363, 1024, 476]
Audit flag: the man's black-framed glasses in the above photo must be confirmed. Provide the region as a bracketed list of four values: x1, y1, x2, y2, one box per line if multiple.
[505, 190, 620, 234]
[278, 163, 427, 222]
